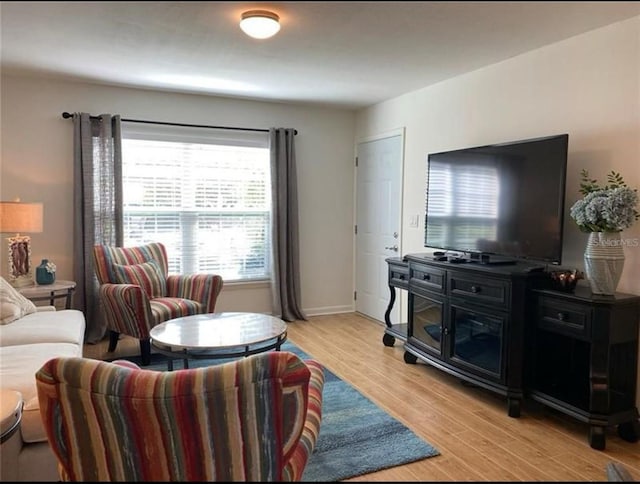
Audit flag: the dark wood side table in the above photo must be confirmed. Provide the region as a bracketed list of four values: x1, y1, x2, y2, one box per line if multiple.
[17, 280, 76, 309]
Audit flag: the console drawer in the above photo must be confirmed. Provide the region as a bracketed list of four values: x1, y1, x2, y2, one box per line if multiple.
[410, 263, 445, 293]
[388, 261, 409, 289]
[536, 296, 591, 340]
[448, 274, 509, 309]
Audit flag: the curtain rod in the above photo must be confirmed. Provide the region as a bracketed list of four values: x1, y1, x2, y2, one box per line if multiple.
[61, 112, 297, 135]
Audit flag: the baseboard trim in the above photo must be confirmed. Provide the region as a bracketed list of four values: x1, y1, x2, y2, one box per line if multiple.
[304, 305, 354, 317]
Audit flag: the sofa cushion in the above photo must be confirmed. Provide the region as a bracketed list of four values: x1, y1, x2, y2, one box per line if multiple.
[112, 259, 167, 298]
[0, 309, 85, 347]
[0, 342, 83, 443]
[0, 276, 37, 325]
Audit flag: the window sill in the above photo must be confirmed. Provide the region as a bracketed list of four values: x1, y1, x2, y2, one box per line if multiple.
[222, 279, 270, 290]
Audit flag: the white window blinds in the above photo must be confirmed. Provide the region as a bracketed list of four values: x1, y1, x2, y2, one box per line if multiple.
[121, 123, 271, 281]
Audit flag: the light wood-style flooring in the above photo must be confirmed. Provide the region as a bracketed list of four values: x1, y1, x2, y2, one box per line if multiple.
[83, 312, 640, 482]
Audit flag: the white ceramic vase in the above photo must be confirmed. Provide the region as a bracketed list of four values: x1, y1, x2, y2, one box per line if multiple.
[583, 232, 625, 295]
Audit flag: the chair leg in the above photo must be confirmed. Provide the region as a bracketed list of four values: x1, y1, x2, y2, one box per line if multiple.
[107, 331, 120, 352]
[140, 338, 151, 366]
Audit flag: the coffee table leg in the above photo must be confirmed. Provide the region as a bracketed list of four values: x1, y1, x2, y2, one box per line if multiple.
[168, 359, 173, 371]
[183, 358, 189, 369]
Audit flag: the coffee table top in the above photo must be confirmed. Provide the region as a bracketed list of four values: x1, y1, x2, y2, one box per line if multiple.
[150, 312, 287, 351]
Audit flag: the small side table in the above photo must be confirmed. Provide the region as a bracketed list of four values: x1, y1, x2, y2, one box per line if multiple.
[18, 280, 76, 309]
[0, 390, 23, 482]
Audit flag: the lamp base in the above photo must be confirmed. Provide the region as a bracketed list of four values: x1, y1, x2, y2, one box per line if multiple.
[10, 274, 35, 288]
[6, 235, 35, 288]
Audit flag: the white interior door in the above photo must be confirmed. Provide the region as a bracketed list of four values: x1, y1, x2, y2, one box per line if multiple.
[355, 132, 403, 323]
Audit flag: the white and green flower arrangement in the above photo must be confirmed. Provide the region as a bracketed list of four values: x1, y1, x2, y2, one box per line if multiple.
[569, 169, 639, 233]
[45, 260, 57, 274]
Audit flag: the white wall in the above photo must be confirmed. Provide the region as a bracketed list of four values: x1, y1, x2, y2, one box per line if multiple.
[1, 11, 638, 410]
[0, 76, 356, 316]
[355, 16, 640, 296]
[355, 16, 640, 408]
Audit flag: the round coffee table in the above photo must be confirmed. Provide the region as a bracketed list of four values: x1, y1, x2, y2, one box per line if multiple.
[150, 312, 288, 370]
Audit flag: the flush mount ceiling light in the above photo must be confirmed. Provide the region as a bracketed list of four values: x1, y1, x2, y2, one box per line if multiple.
[240, 10, 280, 39]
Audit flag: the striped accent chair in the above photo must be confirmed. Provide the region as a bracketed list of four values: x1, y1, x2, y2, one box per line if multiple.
[36, 351, 325, 482]
[93, 242, 224, 365]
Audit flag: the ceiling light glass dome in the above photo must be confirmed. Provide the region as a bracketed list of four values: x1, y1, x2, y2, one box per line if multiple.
[240, 10, 281, 40]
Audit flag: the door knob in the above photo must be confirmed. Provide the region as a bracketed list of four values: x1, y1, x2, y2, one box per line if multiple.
[385, 245, 398, 252]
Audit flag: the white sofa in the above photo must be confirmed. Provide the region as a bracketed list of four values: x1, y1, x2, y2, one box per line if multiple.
[0, 278, 85, 482]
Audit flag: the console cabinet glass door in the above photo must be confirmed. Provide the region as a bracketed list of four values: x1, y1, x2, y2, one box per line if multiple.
[449, 303, 505, 382]
[409, 292, 444, 357]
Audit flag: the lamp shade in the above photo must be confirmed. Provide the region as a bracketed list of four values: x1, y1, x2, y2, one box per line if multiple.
[240, 10, 281, 39]
[0, 201, 44, 233]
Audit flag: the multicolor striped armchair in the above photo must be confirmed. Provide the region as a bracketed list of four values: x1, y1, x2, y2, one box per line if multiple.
[36, 351, 325, 482]
[93, 242, 224, 365]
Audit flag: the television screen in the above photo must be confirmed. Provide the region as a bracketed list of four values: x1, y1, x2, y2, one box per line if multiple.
[424, 134, 568, 264]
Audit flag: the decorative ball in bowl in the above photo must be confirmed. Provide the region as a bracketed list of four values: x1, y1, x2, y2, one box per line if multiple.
[548, 270, 583, 292]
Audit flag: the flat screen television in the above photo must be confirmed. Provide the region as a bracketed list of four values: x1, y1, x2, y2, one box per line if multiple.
[424, 134, 568, 265]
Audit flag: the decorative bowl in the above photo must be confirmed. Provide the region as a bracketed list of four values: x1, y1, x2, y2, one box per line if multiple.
[548, 269, 583, 293]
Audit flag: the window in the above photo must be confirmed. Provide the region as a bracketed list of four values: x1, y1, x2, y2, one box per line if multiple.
[121, 123, 271, 282]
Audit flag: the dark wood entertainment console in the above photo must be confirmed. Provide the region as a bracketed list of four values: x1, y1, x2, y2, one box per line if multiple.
[384, 253, 640, 450]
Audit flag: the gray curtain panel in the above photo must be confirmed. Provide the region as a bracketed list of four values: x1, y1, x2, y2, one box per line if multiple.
[72, 113, 123, 343]
[270, 128, 307, 321]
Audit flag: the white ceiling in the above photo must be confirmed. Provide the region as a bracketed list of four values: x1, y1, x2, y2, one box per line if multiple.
[2, 1, 639, 110]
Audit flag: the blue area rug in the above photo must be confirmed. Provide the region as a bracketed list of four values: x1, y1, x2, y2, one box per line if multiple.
[116, 342, 440, 481]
